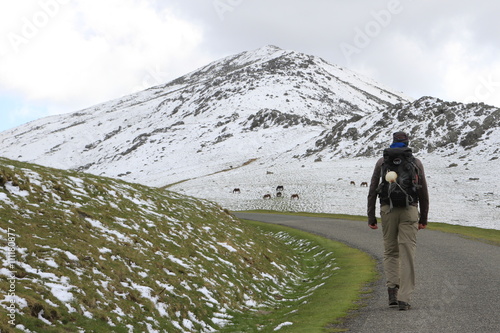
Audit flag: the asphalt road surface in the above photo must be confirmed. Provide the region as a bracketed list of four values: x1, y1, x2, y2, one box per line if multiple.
[234, 212, 500, 333]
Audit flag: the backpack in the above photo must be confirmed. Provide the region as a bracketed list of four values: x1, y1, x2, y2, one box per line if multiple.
[378, 147, 420, 208]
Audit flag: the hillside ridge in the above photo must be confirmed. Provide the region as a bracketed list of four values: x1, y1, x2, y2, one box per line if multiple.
[0, 157, 339, 332]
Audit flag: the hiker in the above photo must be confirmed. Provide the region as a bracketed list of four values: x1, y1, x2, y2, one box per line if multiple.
[367, 131, 429, 311]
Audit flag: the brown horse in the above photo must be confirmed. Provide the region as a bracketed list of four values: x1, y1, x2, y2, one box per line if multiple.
[291, 194, 300, 199]
[350, 181, 356, 186]
[233, 188, 241, 193]
[360, 182, 368, 187]
[263, 194, 271, 199]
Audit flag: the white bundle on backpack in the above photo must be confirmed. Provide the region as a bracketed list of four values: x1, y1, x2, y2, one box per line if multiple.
[385, 171, 398, 183]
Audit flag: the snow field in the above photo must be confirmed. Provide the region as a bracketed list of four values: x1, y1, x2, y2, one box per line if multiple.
[170, 155, 500, 230]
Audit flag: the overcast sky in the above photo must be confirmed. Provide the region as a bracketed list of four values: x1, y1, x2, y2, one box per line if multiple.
[1, 0, 499, 132]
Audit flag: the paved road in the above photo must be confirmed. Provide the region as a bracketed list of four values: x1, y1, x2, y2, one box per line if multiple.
[234, 212, 500, 333]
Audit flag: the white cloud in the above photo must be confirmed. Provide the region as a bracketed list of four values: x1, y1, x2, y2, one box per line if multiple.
[441, 42, 500, 106]
[0, 0, 207, 111]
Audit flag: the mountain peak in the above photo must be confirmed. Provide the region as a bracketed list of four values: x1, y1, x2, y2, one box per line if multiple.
[254, 44, 283, 53]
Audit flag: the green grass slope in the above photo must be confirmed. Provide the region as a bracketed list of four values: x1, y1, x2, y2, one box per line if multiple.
[0, 157, 359, 332]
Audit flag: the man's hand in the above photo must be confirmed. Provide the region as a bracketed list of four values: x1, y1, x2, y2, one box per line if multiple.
[368, 217, 378, 229]
[418, 223, 427, 230]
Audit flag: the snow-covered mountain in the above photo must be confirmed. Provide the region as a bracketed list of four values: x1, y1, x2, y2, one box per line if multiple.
[0, 45, 410, 186]
[1, 45, 500, 229]
[309, 96, 500, 159]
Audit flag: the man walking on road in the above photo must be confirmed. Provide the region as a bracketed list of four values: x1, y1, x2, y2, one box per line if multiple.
[367, 131, 429, 311]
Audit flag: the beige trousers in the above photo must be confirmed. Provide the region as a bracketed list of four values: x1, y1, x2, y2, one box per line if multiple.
[380, 205, 419, 303]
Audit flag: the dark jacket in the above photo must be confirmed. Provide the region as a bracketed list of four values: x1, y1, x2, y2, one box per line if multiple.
[367, 156, 429, 225]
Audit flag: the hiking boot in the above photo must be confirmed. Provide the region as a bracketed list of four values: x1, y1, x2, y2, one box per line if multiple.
[388, 287, 398, 307]
[398, 301, 411, 311]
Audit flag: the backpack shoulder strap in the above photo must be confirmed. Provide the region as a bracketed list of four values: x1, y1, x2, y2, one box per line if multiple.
[411, 159, 423, 188]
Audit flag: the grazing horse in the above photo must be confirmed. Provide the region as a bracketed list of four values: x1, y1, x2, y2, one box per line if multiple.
[291, 194, 300, 199]
[276, 185, 284, 192]
[232, 188, 241, 193]
[350, 181, 356, 186]
[263, 194, 271, 199]
[360, 182, 368, 187]
[276, 191, 283, 198]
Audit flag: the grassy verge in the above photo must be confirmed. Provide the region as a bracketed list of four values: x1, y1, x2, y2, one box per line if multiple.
[232, 219, 378, 333]
[240, 210, 367, 221]
[240, 210, 500, 247]
[427, 222, 500, 247]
